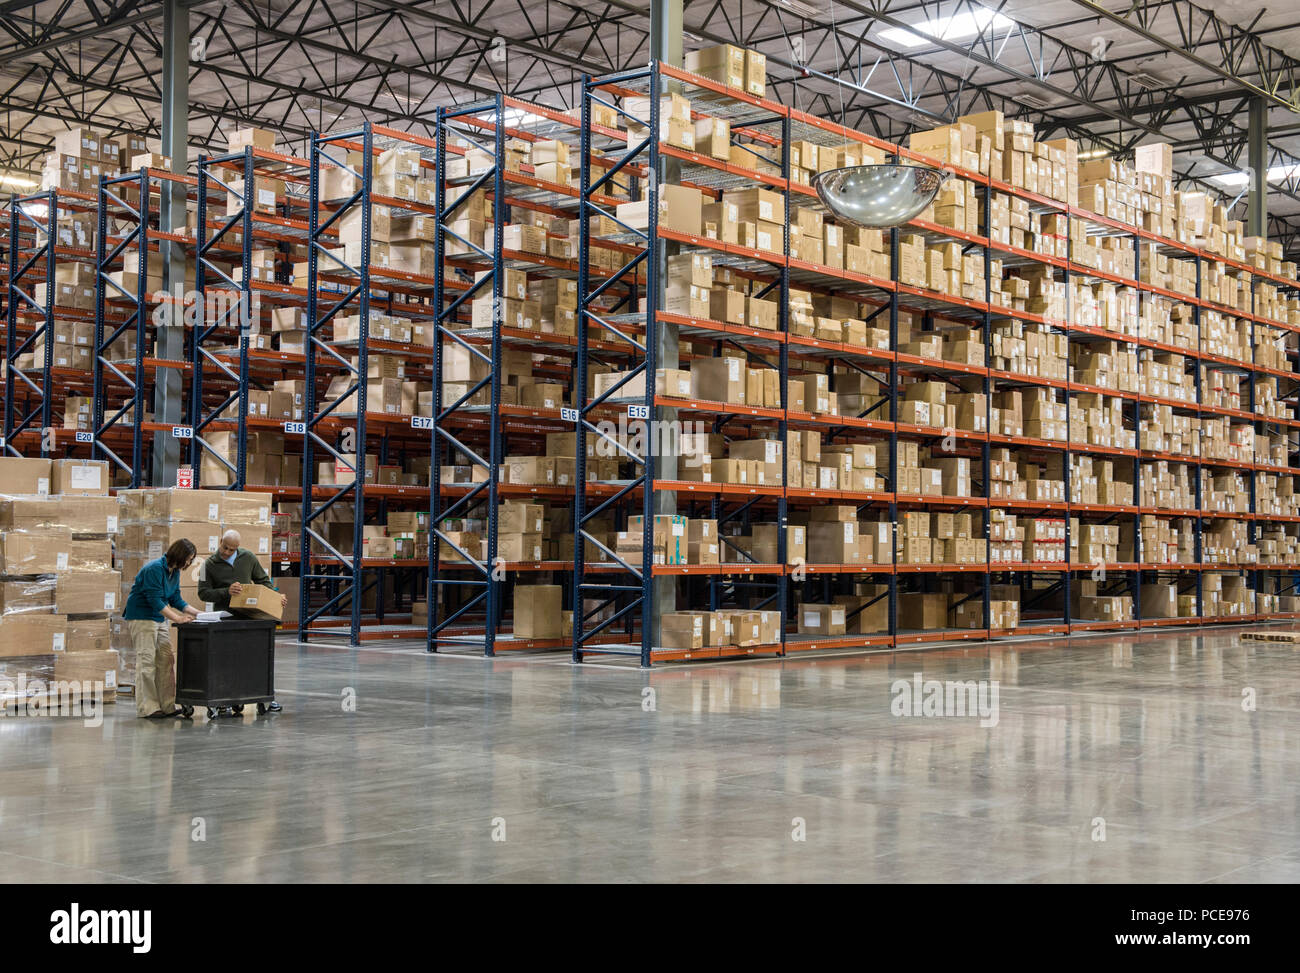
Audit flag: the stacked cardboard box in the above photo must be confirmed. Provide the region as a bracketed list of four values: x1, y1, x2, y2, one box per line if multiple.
[1141, 461, 1195, 510]
[991, 320, 1067, 379]
[199, 430, 293, 487]
[1069, 455, 1134, 505]
[721, 523, 803, 565]
[0, 458, 124, 706]
[1071, 580, 1135, 622]
[1071, 522, 1120, 566]
[1132, 515, 1196, 564]
[683, 43, 766, 99]
[660, 607, 780, 649]
[988, 509, 1021, 563]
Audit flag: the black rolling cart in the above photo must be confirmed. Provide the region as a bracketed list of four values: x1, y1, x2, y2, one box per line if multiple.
[174, 618, 280, 719]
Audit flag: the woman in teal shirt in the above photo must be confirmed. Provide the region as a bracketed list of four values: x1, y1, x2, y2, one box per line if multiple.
[123, 539, 201, 718]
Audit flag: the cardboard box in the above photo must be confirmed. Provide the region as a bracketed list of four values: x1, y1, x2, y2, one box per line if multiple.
[1139, 583, 1178, 619]
[660, 612, 706, 650]
[0, 458, 53, 496]
[50, 460, 109, 496]
[498, 502, 544, 535]
[515, 584, 561, 639]
[0, 577, 54, 615]
[899, 592, 947, 630]
[66, 616, 112, 653]
[141, 488, 226, 524]
[0, 612, 67, 656]
[55, 649, 119, 697]
[798, 603, 847, 636]
[228, 583, 283, 621]
[220, 494, 272, 526]
[54, 571, 121, 615]
[690, 356, 746, 404]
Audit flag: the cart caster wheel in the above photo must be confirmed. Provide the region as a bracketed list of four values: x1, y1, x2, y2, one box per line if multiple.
[206, 707, 218, 720]
[180, 706, 194, 718]
[231, 704, 244, 714]
[256, 703, 267, 715]
[267, 700, 282, 713]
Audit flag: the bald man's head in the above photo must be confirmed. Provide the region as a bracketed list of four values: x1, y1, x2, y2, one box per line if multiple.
[218, 530, 241, 559]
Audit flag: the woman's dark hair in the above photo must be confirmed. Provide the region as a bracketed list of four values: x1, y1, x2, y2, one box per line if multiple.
[165, 538, 197, 571]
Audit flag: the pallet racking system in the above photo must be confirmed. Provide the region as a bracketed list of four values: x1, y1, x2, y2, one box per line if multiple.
[90, 166, 195, 486]
[568, 60, 1300, 663]
[426, 95, 639, 656]
[291, 125, 431, 643]
[3, 188, 101, 461]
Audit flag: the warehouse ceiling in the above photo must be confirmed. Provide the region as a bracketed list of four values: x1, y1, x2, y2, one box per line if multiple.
[3, 0, 1300, 247]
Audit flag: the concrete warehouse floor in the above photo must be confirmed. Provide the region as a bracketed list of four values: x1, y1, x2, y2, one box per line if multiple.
[1, 625, 1297, 883]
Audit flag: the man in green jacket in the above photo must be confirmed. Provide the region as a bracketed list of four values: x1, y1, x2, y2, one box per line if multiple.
[198, 530, 288, 613]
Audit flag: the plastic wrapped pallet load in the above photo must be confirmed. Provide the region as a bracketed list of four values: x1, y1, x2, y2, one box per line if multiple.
[0, 458, 124, 710]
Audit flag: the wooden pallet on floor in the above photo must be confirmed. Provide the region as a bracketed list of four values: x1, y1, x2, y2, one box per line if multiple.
[1240, 630, 1300, 642]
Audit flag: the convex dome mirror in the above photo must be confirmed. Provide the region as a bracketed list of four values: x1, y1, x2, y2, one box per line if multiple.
[812, 163, 949, 228]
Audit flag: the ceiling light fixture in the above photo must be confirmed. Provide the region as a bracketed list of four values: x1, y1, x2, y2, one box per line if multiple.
[1016, 93, 1053, 111]
[773, 0, 823, 19]
[1210, 164, 1300, 189]
[1128, 72, 1164, 91]
[0, 172, 38, 189]
[878, 6, 1015, 49]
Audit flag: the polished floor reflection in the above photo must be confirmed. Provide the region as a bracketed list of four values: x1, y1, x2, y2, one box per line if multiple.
[1, 627, 1296, 882]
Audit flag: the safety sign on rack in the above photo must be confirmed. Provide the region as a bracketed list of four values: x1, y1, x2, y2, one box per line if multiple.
[176, 465, 194, 489]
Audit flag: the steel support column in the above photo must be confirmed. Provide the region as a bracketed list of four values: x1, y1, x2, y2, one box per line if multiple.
[151, 0, 188, 486]
[1249, 96, 1269, 239]
[648, 0, 682, 649]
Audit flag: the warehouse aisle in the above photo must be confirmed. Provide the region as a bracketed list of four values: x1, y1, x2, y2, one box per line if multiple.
[2, 629, 1297, 883]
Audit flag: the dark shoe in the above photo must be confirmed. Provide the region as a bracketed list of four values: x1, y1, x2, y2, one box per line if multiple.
[165, 709, 189, 719]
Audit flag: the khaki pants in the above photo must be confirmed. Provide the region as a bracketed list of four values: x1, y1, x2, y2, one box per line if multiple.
[130, 619, 175, 716]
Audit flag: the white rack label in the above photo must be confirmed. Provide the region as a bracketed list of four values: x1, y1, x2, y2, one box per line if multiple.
[172, 425, 193, 438]
[560, 408, 578, 423]
[627, 404, 649, 420]
[75, 432, 93, 443]
[410, 416, 434, 430]
[283, 421, 305, 435]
